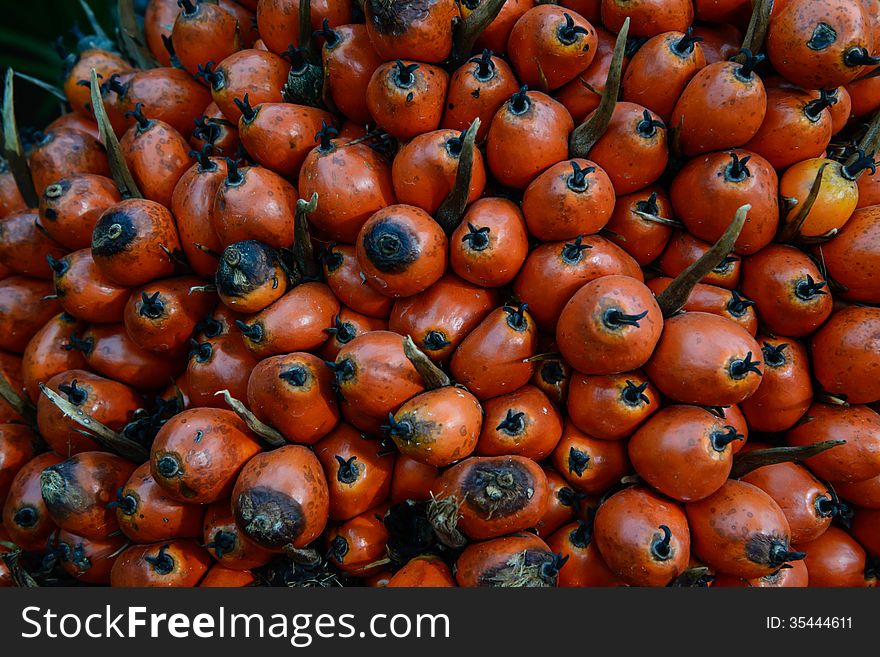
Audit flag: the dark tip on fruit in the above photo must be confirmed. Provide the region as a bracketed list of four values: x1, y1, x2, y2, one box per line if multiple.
[568, 446, 590, 477]
[422, 330, 451, 351]
[496, 409, 526, 436]
[509, 85, 531, 115]
[603, 307, 648, 330]
[636, 110, 665, 138]
[188, 339, 213, 363]
[362, 218, 418, 273]
[315, 121, 339, 152]
[123, 102, 151, 132]
[650, 525, 673, 561]
[139, 291, 164, 319]
[468, 49, 495, 81]
[393, 60, 419, 87]
[557, 13, 589, 46]
[725, 152, 751, 182]
[58, 379, 88, 405]
[91, 210, 137, 257]
[235, 320, 263, 343]
[279, 364, 308, 387]
[726, 289, 755, 317]
[335, 455, 359, 484]
[13, 506, 37, 528]
[206, 530, 237, 558]
[710, 425, 744, 451]
[728, 351, 762, 380]
[622, 379, 650, 406]
[384, 413, 415, 442]
[461, 223, 490, 251]
[502, 303, 529, 331]
[314, 18, 341, 48]
[234, 94, 257, 124]
[561, 235, 592, 263]
[761, 341, 788, 368]
[156, 454, 181, 479]
[567, 161, 596, 192]
[145, 545, 175, 575]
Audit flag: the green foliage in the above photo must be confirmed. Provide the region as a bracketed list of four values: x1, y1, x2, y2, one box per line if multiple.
[0, 1, 116, 129]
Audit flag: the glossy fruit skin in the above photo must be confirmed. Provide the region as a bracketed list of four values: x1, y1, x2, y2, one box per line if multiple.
[300, 138, 397, 244]
[364, 0, 458, 63]
[557, 275, 663, 375]
[588, 102, 669, 195]
[739, 337, 813, 432]
[629, 405, 740, 502]
[811, 306, 880, 404]
[321, 24, 383, 124]
[779, 158, 860, 238]
[28, 129, 111, 195]
[767, 0, 876, 90]
[91, 199, 182, 287]
[507, 5, 598, 90]
[851, 507, 880, 555]
[450, 197, 530, 288]
[821, 206, 880, 303]
[39, 175, 122, 251]
[796, 527, 870, 588]
[393, 129, 485, 215]
[387, 555, 455, 587]
[319, 308, 389, 361]
[64, 48, 133, 117]
[116, 462, 205, 544]
[547, 520, 626, 586]
[2, 452, 63, 550]
[837, 474, 880, 509]
[110, 539, 213, 587]
[0, 168, 26, 218]
[659, 230, 741, 289]
[314, 423, 394, 521]
[204, 50, 290, 124]
[593, 486, 691, 587]
[40, 451, 137, 540]
[514, 235, 643, 332]
[390, 454, 439, 504]
[247, 352, 339, 445]
[535, 467, 582, 537]
[0, 210, 67, 280]
[37, 370, 142, 456]
[166, 156, 223, 277]
[476, 385, 563, 460]
[744, 88, 835, 170]
[202, 500, 273, 570]
[151, 408, 262, 504]
[53, 529, 126, 584]
[0, 277, 61, 353]
[601, 0, 693, 37]
[200, 564, 256, 587]
[125, 277, 216, 354]
[787, 403, 880, 484]
[51, 249, 129, 324]
[186, 333, 258, 409]
[366, 61, 449, 139]
[231, 444, 329, 550]
[213, 165, 297, 249]
[389, 272, 498, 365]
[257, 0, 351, 54]
[356, 204, 448, 298]
[742, 461, 836, 545]
[622, 30, 706, 123]
[741, 244, 832, 338]
[670, 150, 779, 255]
[522, 159, 615, 241]
[238, 103, 334, 179]
[0, 353, 24, 423]
[645, 312, 764, 406]
[437, 456, 548, 540]
[687, 479, 798, 579]
[120, 114, 193, 208]
[450, 305, 537, 401]
[441, 52, 521, 141]
[0, 424, 38, 503]
[532, 354, 571, 407]
[670, 60, 767, 157]
[333, 333, 423, 433]
[606, 189, 674, 265]
[238, 282, 340, 358]
[389, 386, 482, 467]
[80, 323, 187, 390]
[556, 26, 627, 122]
[455, 532, 560, 587]
[713, 559, 810, 588]
[647, 277, 758, 336]
[567, 369, 659, 440]
[486, 89, 574, 189]
[326, 504, 390, 576]
[21, 312, 88, 402]
[172, 0, 240, 76]
[550, 421, 630, 494]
